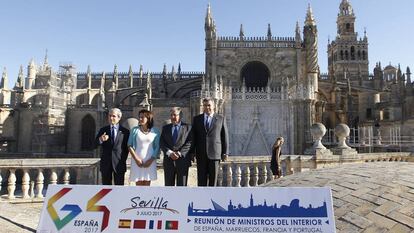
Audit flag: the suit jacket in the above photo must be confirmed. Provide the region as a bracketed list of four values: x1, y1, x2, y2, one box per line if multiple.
[95, 125, 130, 174]
[191, 113, 229, 160]
[160, 122, 192, 160]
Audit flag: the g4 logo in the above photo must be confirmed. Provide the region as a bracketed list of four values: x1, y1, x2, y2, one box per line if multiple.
[47, 188, 112, 231]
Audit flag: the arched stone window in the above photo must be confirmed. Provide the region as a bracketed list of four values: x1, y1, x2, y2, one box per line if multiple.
[340, 50, 344, 60]
[362, 51, 366, 60]
[76, 93, 89, 106]
[241, 61, 270, 89]
[346, 23, 351, 32]
[91, 94, 102, 106]
[81, 114, 96, 151]
[350, 47, 355, 60]
[345, 51, 349, 60]
[357, 51, 361, 60]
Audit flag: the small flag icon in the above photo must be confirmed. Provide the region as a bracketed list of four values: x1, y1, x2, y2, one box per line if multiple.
[133, 220, 146, 229]
[165, 220, 179, 230]
[118, 219, 131, 229]
[157, 220, 162, 229]
[149, 220, 154, 229]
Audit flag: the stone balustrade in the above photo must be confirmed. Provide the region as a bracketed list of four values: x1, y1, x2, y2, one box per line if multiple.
[0, 158, 100, 200]
[218, 155, 315, 187]
[1, 152, 412, 201]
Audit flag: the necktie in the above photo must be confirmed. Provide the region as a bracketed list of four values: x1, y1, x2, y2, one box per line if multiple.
[205, 116, 210, 130]
[172, 125, 179, 145]
[111, 126, 116, 143]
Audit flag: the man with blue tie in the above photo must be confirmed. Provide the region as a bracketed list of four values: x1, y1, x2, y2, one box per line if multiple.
[191, 98, 229, 186]
[95, 108, 129, 185]
[160, 107, 192, 186]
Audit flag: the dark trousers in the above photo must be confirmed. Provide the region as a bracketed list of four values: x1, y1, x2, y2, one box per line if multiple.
[164, 157, 189, 186]
[196, 156, 220, 186]
[101, 169, 125, 185]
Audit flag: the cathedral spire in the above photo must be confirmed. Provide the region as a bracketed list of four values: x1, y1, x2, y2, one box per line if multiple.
[171, 65, 177, 81]
[239, 24, 245, 38]
[305, 4, 316, 26]
[397, 64, 403, 82]
[205, 3, 213, 31]
[295, 21, 302, 47]
[87, 65, 92, 89]
[406, 67, 412, 86]
[128, 64, 133, 88]
[43, 49, 49, 68]
[26, 58, 36, 89]
[303, 4, 318, 73]
[267, 23, 272, 40]
[15, 65, 24, 89]
[363, 27, 367, 40]
[113, 64, 118, 89]
[146, 70, 152, 99]
[1, 67, 8, 89]
[205, 3, 216, 45]
[139, 64, 143, 86]
[100, 71, 106, 91]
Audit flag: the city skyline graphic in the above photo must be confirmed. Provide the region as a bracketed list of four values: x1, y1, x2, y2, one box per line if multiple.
[188, 194, 328, 218]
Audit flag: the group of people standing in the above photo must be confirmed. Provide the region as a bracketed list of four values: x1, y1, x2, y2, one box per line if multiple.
[95, 97, 284, 187]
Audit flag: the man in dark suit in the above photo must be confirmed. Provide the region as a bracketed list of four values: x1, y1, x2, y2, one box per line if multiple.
[95, 108, 130, 185]
[191, 98, 229, 186]
[160, 107, 192, 186]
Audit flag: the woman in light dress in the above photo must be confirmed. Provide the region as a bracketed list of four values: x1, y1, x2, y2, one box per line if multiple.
[128, 109, 160, 186]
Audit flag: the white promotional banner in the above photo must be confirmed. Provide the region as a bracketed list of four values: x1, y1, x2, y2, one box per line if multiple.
[37, 185, 336, 233]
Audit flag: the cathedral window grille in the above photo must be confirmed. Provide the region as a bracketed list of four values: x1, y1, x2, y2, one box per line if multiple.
[345, 51, 349, 60]
[340, 51, 344, 60]
[362, 51, 366, 60]
[358, 51, 361, 60]
[81, 114, 96, 151]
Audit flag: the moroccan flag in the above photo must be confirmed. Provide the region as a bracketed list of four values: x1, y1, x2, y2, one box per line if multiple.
[165, 220, 179, 230]
[133, 220, 146, 229]
[118, 219, 131, 229]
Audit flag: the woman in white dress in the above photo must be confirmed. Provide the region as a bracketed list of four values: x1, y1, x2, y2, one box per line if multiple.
[128, 109, 160, 186]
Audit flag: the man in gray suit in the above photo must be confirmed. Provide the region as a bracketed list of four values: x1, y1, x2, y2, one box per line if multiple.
[160, 107, 192, 186]
[191, 98, 229, 186]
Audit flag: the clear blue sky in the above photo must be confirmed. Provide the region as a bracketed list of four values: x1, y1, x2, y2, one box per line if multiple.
[0, 0, 413, 88]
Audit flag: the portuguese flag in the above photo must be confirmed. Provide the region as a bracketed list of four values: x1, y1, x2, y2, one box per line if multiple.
[165, 220, 178, 230]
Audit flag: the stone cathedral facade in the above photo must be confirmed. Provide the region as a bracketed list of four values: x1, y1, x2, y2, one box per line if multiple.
[0, 0, 413, 156]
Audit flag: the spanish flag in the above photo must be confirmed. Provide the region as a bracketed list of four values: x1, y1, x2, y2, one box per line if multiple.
[118, 219, 131, 229]
[165, 220, 178, 230]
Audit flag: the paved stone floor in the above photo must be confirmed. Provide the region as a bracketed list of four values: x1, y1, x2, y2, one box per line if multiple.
[264, 162, 414, 232]
[1, 162, 414, 232]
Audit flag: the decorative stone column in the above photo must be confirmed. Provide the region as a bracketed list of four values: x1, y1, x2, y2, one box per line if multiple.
[36, 169, 45, 198]
[7, 169, 16, 199]
[22, 169, 31, 199]
[305, 123, 336, 161]
[332, 124, 359, 160]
